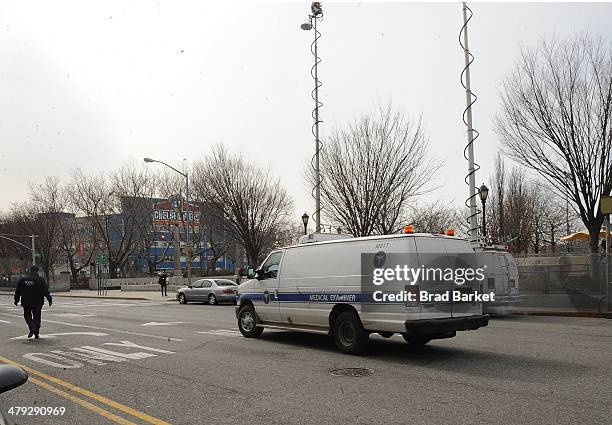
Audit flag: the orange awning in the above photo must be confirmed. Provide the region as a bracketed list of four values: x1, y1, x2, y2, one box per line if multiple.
[560, 230, 612, 241]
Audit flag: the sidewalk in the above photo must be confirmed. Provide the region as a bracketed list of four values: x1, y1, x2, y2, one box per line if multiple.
[0, 289, 610, 316]
[0, 288, 176, 302]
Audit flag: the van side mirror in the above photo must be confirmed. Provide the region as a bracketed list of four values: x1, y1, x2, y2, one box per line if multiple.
[0, 365, 28, 394]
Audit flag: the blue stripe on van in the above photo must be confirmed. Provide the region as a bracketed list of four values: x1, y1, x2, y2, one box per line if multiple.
[238, 292, 368, 303]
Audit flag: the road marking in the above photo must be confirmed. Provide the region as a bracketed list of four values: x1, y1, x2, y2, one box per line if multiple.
[0, 312, 184, 341]
[59, 301, 167, 309]
[197, 329, 241, 337]
[11, 332, 108, 340]
[28, 377, 138, 425]
[52, 313, 96, 318]
[0, 354, 171, 425]
[0, 319, 11, 323]
[22, 340, 175, 369]
[142, 321, 186, 326]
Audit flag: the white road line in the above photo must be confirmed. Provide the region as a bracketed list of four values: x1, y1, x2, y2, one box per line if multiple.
[197, 329, 242, 337]
[142, 322, 186, 326]
[0, 312, 184, 342]
[0, 319, 11, 323]
[11, 332, 109, 340]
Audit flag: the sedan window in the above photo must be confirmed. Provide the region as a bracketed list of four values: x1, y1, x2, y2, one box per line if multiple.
[201, 280, 213, 288]
[215, 280, 237, 286]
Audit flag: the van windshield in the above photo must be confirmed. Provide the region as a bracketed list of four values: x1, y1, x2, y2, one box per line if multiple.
[261, 251, 282, 277]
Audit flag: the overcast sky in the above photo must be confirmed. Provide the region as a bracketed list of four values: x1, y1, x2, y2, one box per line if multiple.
[1, 1, 612, 224]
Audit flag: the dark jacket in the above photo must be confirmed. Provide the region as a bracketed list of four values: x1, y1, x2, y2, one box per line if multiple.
[14, 275, 52, 308]
[158, 275, 168, 286]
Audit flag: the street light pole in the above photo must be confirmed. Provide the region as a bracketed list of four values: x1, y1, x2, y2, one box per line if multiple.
[302, 213, 309, 235]
[185, 171, 191, 286]
[479, 183, 489, 239]
[144, 157, 192, 285]
[0, 234, 38, 266]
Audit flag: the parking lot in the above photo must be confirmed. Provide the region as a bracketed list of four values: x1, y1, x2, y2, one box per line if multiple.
[0, 294, 610, 425]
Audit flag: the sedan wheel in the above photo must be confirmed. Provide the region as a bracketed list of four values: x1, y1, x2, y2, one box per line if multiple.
[208, 294, 217, 305]
[178, 293, 187, 304]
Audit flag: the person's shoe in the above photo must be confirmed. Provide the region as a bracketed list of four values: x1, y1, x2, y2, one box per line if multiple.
[28, 332, 33, 338]
[34, 333, 39, 339]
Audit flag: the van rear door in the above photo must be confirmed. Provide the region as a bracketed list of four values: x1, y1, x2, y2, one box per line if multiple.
[445, 239, 482, 318]
[415, 237, 452, 320]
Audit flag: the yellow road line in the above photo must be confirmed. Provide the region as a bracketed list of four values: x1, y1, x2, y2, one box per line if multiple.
[28, 377, 137, 425]
[0, 355, 172, 425]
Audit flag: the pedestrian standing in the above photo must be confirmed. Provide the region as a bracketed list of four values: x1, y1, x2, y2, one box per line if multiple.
[158, 271, 168, 296]
[14, 266, 52, 339]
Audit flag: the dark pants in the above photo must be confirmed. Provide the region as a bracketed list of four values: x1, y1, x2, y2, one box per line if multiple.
[161, 284, 167, 296]
[23, 306, 42, 334]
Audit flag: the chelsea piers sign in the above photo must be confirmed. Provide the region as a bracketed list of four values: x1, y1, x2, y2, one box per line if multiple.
[153, 200, 201, 228]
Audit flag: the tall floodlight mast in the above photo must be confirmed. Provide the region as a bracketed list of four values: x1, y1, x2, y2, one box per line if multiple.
[460, 2, 481, 241]
[301, 2, 323, 233]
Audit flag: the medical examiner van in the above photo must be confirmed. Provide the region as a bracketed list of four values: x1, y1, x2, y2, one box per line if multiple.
[474, 243, 520, 315]
[235, 230, 490, 354]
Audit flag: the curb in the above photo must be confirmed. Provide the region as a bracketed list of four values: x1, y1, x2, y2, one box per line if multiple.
[52, 294, 177, 302]
[513, 311, 612, 319]
[0, 291, 176, 302]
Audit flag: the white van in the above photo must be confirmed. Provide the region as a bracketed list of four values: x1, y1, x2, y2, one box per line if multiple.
[473, 245, 520, 315]
[235, 232, 490, 354]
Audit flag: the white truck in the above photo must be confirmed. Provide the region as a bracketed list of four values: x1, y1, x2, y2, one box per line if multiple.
[235, 231, 490, 354]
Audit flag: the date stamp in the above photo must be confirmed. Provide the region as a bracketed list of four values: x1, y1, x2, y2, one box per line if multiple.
[8, 406, 66, 416]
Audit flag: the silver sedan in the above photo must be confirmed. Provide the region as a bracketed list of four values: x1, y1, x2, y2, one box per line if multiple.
[176, 278, 238, 305]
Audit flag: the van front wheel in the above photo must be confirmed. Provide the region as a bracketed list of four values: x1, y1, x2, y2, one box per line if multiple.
[333, 311, 369, 354]
[238, 305, 263, 338]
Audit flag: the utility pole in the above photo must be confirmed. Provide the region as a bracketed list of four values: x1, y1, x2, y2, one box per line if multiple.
[31, 234, 36, 266]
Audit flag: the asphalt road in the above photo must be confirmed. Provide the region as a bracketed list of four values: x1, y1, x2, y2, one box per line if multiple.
[0, 294, 610, 425]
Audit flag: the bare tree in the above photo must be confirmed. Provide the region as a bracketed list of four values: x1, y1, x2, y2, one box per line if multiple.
[531, 185, 568, 254]
[192, 145, 294, 266]
[504, 169, 536, 254]
[496, 34, 612, 253]
[7, 177, 65, 280]
[56, 182, 95, 284]
[71, 165, 157, 278]
[408, 201, 463, 235]
[309, 105, 442, 236]
[487, 153, 506, 243]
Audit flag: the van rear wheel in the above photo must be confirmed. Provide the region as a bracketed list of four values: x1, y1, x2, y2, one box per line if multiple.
[237, 304, 263, 338]
[333, 311, 369, 354]
[402, 334, 431, 346]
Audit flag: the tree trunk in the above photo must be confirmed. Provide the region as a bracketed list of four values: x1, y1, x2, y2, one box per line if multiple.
[109, 260, 117, 279]
[68, 256, 79, 284]
[550, 226, 556, 254]
[588, 225, 601, 254]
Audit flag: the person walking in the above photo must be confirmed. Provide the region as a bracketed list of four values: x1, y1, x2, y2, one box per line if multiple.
[14, 266, 52, 339]
[158, 271, 168, 296]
